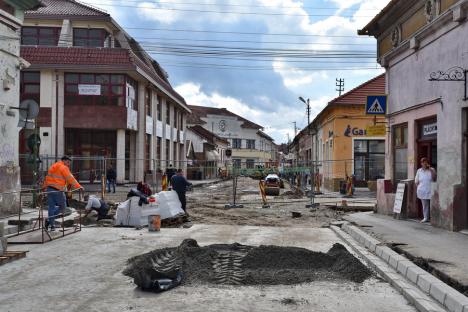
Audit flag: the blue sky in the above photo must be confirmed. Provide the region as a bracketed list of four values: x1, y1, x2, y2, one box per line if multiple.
[84, 0, 391, 143]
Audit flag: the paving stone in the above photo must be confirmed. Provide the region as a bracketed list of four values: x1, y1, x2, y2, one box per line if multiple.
[406, 266, 427, 284]
[444, 289, 468, 312]
[388, 254, 407, 270]
[375, 245, 385, 257]
[414, 298, 448, 312]
[418, 274, 440, 293]
[380, 246, 394, 263]
[429, 282, 448, 306]
[396, 260, 413, 276]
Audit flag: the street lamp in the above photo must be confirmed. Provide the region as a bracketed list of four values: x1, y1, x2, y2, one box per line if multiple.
[298, 96, 318, 209]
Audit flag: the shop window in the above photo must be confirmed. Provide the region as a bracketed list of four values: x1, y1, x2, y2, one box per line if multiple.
[156, 137, 162, 168]
[22, 27, 60, 46]
[393, 124, 408, 182]
[64, 73, 126, 106]
[232, 139, 242, 149]
[73, 28, 108, 47]
[165, 139, 170, 165]
[354, 140, 385, 183]
[246, 139, 255, 149]
[173, 142, 177, 165]
[233, 159, 241, 168]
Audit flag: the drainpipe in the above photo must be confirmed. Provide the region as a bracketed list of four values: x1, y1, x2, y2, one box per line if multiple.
[55, 73, 59, 161]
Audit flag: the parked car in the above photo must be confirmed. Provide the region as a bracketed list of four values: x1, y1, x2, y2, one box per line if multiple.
[264, 174, 281, 196]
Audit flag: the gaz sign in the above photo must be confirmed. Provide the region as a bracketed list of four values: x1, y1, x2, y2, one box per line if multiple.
[366, 95, 387, 115]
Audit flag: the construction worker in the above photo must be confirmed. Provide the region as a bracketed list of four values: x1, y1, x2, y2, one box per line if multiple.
[170, 169, 192, 213]
[43, 156, 83, 231]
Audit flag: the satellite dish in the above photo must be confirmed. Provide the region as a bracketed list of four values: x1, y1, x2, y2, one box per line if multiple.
[17, 99, 39, 129]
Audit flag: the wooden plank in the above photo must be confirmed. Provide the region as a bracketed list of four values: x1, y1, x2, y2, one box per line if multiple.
[0, 250, 27, 265]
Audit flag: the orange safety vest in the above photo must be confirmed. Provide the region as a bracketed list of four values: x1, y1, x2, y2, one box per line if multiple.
[43, 161, 81, 191]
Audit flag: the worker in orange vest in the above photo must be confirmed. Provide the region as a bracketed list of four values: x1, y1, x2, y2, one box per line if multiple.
[43, 156, 83, 231]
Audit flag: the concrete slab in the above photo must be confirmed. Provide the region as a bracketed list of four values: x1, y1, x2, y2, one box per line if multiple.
[0, 225, 417, 312]
[346, 212, 468, 292]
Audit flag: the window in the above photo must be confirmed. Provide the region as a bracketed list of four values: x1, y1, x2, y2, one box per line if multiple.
[156, 137, 162, 168]
[20, 72, 40, 104]
[246, 139, 255, 149]
[393, 124, 408, 182]
[126, 78, 137, 110]
[174, 108, 178, 129]
[73, 28, 108, 47]
[145, 88, 152, 117]
[232, 139, 242, 149]
[233, 159, 241, 168]
[165, 139, 170, 165]
[22, 27, 60, 46]
[145, 134, 151, 173]
[64, 73, 126, 106]
[173, 142, 177, 166]
[353, 140, 385, 183]
[166, 103, 171, 125]
[157, 95, 162, 121]
[180, 112, 184, 130]
[246, 159, 255, 169]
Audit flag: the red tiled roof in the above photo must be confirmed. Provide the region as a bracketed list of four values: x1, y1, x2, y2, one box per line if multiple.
[328, 74, 385, 106]
[188, 125, 229, 145]
[20, 46, 133, 67]
[20, 46, 187, 107]
[25, 0, 109, 17]
[187, 105, 263, 129]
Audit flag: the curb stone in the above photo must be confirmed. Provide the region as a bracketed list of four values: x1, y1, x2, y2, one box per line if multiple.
[331, 225, 446, 312]
[339, 223, 468, 312]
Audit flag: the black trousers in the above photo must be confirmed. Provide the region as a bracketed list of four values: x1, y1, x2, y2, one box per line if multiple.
[176, 191, 187, 212]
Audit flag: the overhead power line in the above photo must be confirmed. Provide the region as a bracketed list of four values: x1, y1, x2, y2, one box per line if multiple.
[82, 2, 375, 18]
[84, 0, 382, 12]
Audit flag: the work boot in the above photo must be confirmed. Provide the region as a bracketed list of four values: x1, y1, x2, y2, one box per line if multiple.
[50, 226, 56, 232]
[44, 220, 49, 230]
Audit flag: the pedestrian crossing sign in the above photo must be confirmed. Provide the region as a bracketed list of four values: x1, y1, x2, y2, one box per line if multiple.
[366, 95, 387, 115]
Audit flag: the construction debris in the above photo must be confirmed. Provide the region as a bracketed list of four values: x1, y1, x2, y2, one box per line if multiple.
[123, 239, 373, 292]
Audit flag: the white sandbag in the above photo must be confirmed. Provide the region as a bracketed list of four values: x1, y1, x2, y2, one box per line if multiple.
[115, 197, 162, 226]
[115, 199, 131, 226]
[155, 191, 184, 220]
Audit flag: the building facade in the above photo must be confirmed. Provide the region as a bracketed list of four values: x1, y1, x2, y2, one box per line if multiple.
[187, 105, 276, 168]
[0, 0, 40, 216]
[360, 0, 468, 230]
[291, 75, 386, 191]
[19, 0, 190, 184]
[186, 125, 229, 179]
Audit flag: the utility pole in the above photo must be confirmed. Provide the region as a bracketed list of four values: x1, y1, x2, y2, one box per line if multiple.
[299, 97, 311, 134]
[336, 78, 344, 96]
[292, 122, 298, 137]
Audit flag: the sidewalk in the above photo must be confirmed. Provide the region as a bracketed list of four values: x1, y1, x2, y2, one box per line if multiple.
[345, 212, 468, 295]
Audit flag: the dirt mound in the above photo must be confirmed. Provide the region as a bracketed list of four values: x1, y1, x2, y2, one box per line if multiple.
[123, 239, 373, 291]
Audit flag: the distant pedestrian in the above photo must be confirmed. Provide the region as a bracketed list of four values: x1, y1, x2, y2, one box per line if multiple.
[170, 169, 192, 213]
[166, 164, 176, 187]
[106, 164, 116, 193]
[415, 158, 437, 223]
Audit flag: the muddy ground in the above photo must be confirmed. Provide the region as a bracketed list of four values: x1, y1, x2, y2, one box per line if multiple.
[187, 177, 347, 227]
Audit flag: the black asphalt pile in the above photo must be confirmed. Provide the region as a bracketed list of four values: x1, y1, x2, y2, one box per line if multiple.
[123, 239, 372, 292]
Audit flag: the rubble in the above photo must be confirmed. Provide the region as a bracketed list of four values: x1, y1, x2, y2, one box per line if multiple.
[123, 239, 373, 292]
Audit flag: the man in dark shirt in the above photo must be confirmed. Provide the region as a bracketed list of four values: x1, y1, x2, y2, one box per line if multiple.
[166, 164, 176, 188]
[170, 169, 192, 212]
[106, 165, 117, 193]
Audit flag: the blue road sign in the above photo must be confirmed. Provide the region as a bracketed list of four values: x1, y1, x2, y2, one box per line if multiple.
[366, 95, 387, 115]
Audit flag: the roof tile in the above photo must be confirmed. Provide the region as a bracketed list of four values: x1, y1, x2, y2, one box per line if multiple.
[187, 105, 263, 130]
[25, 0, 109, 17]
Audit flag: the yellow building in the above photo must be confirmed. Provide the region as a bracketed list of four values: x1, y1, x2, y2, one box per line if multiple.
[306, 75, 387, 191]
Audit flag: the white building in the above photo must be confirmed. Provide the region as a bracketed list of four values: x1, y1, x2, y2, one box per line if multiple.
[0, 0, 40, 216]
[187, 105, 276, 168]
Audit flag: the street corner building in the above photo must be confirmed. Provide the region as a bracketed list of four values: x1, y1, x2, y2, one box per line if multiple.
[186, 105, 278, 171]
[0, 0, 41, 217]
[360, 0, 468, 230]
[289, 74, 386, 192]
[18, 0, 190, 185]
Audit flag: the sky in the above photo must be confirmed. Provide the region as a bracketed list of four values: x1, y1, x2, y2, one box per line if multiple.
[83, 0, 391, 143]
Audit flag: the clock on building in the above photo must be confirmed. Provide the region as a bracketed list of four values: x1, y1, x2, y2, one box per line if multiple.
[219, 120, 227, 132]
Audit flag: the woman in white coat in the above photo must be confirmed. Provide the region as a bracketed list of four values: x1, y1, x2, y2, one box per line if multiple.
[415, 158, 437, 223]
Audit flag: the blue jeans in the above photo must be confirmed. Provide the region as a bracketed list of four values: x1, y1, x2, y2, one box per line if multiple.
[47, 187, 66, 228]
[107, 179, 116, 193]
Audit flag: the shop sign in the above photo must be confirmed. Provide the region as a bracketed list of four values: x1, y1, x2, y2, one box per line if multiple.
[78, 84, 101, 95]
[366, 124, 386, 137]
[344, 125, 367, 137]
[422, 122, 437, 137]
[393, 183, 406, 214]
